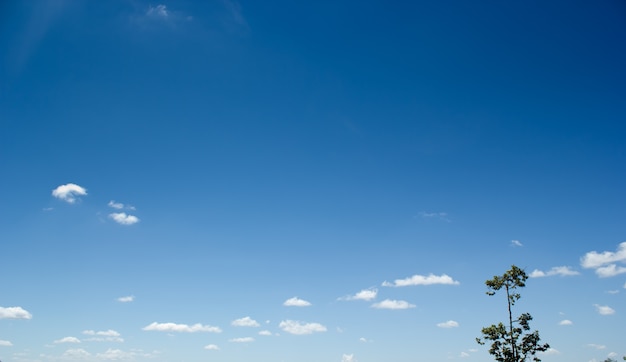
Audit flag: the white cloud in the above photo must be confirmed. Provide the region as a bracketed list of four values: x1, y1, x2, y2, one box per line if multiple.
[587, 343, 606, 350]
[82, 329, 123, 342]
[283, 297, 311, 307]
[595, 264, 626, 278]
[54, 337, 80, 344]
[0, 306, 32, 319]
[529, 266, 580, 278]
[82, 329, 120, 337]
[62, 348, 91, 359]
[52, 183, 87, 203]
[511, 240, 523, 247]
[594, 304, 615, 315]
[359, 337, 372, 343]
[540, 348, 561, 355]
[108, 200, 124, 209]
[142, 322, 221, 333]
[279, 320, 327, 335]
[382, 273, 459, 287]
[229, 337, 254, 343]
[232, 316, 259, 327]
[96, 348, 135, 360]
[147, 4, 168, 18]
[371, 299, 415, 310]
[117, 295, 134, 303]
[204, 344, 219, 350]
[559, 319, 573, 325]
[460, 352, 470, 358]
[0, 340, 13, 347]
[581, 242, 626, 269]
[418, 211, 450, 222]
[109, 212, 140, 225]
[340, 288, 377, 301]
[607, 290, 619, 294]
[258, 330, 272, 336]
[342, 354, 357, 362]
[436, 320, 459, 328]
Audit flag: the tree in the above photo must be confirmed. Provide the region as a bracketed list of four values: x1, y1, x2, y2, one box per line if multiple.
[476, 265, 550, 362]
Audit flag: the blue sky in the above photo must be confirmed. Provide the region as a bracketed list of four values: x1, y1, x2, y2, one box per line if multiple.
[1, 1, 625, 361]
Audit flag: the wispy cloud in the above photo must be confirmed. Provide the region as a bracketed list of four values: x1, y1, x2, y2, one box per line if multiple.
[147, 4, 169, 19]
[587, 343, 606, 350]
[529, 266, 580, 278]
[0, 306, 32, 319]
[342, 354, 357, 362]
[371, 299, 415, 310]
[52, 183, 87, 204]
[436, 320, 459, 328]
[559, 319, 573, 325]
[540, 348, 560, 355]
[229, 337, 254, 343]
[0, 340, 13, 347]
[220, 0, 246, 26]
[339, 288, 377, 301]
[581, 242, 626, 277]
[142, 322, 221, 333]
[204, 344, 219, 350]
[108, 200, 124, 209]
[382, 273, 459, 287]
[231, 317, 259, 327]
[511, 240, 523, 247]
[109, 212, 140, 225]
[54, 337, 80, 344]
[258, 330, 272, 336]
[283, 297, 311, 307]
[418, 211, 450, 222]
[279, 320, 327, 335]
[82, 329, 123, 342]
[593, 304, 615, 315]
[117, 295, 134, 303]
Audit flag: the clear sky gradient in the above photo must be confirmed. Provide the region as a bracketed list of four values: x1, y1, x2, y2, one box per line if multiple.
[1, 1, 625, 362]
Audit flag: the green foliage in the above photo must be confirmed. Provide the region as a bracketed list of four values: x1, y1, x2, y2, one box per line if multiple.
[476, 265, 550, 362]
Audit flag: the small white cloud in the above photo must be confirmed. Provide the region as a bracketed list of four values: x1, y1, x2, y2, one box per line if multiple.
[117, 295, 134, 303]
[279, 320, 327, 335]
[283, 297, 311, 307]
[359, 337, 372, 343]
[342, 354, 357, 362]
[108, 200, 124, 209]
[382, 273, 459, 287]
[204, 344, 219, 350]
[54, 337, 80, 344]
[147, 4, 168, 18]
[229, 337, 254, 343]
[96, 349, 142, 360]
[607, 290, 619, 294]
[540, 348, 561, 355]
[52, 183, 87, 203]
[529, 266, 580, 278]
[418, 211, 450, 222]
[436, 320, 459, 328]
[559, 319, 573, 325]
[587, 343, 606, 350]
[511, 240, 523, 247]
[258, 330, 272, 336]
[109, 212, 140, 225]
[371, 299, 415, 310]
[0, 306, 32, 319]
[62, 348, 91, 359]
[142, 322, 222, 333]
[340, 288, 378, 301]
[232, 316, 259, 327]
[0, 340, 13, 347]
[581, 242, 626, 269]
[593, 304, 615, 315]
[460, 352, 470, 358]
[82, 329, 123, 342]
[595, 264, 626, 278]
